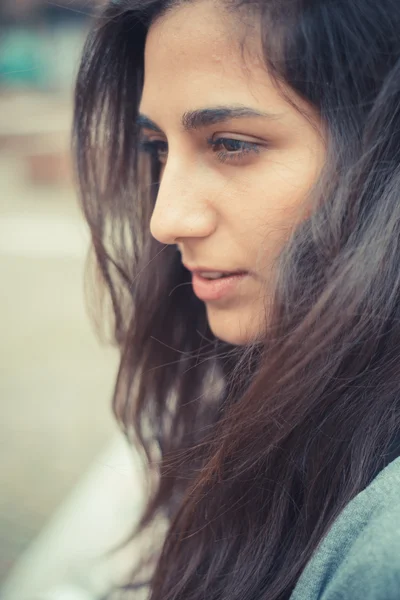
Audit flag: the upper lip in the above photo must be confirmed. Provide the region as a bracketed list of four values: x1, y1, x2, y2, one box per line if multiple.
[183, 263, 248, 274]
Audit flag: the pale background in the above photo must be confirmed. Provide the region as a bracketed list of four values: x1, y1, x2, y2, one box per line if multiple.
[0, 1, 142, 596]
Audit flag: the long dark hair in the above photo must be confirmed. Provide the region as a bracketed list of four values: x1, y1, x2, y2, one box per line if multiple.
[73, 1, 400, 598]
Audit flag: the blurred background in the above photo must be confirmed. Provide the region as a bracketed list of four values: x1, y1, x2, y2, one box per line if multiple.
[0, 2, 140, 598]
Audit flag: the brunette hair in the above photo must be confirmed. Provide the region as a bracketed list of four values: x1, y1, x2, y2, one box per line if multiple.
[73, 1, 400, 598]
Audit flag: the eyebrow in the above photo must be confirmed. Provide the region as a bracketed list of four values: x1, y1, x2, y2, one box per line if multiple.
[136, 105, 282, 134]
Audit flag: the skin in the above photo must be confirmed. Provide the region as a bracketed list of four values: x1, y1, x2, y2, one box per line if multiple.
[139, 0, 326, 345]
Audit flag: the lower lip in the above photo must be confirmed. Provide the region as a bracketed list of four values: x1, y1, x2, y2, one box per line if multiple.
[192, 272, 249, 301]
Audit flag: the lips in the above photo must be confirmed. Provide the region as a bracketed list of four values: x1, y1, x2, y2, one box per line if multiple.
[198, 271, 248, 280]
[183, 263, 247, 276]
[191, 271, 249, 301]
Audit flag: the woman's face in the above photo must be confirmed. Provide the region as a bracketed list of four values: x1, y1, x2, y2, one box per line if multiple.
[139, 0, 325, 345]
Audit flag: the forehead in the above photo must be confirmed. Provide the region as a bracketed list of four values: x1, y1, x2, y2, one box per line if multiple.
[141, 1, 274, 105]
[146, 0, 251, 64]
[140, 0, 320, 134]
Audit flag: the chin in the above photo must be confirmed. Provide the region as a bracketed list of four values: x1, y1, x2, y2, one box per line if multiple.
[206, 306, 265, 346]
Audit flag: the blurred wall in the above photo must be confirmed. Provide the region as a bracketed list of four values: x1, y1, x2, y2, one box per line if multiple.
[0, 0, 120, 585]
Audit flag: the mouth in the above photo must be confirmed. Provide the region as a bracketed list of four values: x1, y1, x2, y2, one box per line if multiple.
[183, 262, 248, 277]
[191, 271, 249, 302]
[194, 270, 247, 280]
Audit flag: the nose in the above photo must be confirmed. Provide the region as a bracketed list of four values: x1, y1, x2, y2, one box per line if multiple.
[149, 161, 217, 246]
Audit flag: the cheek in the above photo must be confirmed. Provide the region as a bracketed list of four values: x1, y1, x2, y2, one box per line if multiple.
[233, 163, 313, 243]
[224, 154, 319, 271]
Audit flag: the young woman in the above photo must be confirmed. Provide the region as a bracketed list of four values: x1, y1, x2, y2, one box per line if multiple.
[73, 0, 400, 598]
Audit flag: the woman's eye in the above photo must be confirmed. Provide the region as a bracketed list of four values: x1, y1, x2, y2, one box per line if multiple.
[208, 137, 262, 163]
[138, 136, 262, 165]
[139, 139, 168, 164]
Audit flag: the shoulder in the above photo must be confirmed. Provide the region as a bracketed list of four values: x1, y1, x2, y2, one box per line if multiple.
[320, 498, 400, 600]
[291, 457, 400, 600]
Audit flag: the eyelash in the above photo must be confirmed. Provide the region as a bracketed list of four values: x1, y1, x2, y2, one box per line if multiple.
[138, 137, 262, 165]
